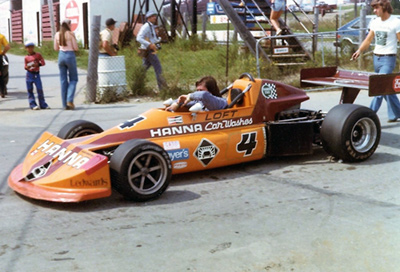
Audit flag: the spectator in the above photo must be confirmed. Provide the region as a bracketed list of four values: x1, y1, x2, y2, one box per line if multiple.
[166, 76, 227, 111]
[270, 0, 285, 36]
[99, 18, 117, 56]
[24, 41, 50, 110]
[0, 32, 10, 98]
[54, 19, 79, 110]
[137, 10, 168, 91]
[352, 0, 400, 122]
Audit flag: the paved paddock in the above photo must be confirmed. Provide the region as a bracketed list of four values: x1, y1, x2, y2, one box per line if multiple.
[1, 54, 400, 272]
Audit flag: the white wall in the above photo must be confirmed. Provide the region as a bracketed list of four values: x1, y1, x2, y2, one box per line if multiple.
[0, 1, 10, 40]
[22, 0, 41, 44]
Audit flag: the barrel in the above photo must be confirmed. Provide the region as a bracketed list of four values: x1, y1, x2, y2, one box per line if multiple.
[98, 56, 127, 95]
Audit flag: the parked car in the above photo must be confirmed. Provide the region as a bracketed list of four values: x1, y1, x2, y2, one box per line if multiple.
[334, 15, 400, 56]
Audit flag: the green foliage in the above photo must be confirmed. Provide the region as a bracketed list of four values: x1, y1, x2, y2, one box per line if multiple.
[96, 86, 130, 104]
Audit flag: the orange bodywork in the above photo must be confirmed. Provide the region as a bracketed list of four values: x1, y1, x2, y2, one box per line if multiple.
[8, 77, 309, 202]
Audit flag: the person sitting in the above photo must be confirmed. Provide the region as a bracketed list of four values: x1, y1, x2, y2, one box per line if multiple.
[166, 76, 227, 112]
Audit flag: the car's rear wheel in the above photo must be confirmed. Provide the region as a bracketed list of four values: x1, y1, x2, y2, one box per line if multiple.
[321, 104, 380, 162]
[110, 139, 171, 201]
[57, 120, 103, 139]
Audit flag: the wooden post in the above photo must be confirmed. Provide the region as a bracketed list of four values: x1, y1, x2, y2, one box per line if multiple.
[48, 0, 56, 39]
[86, 15, 101, 103]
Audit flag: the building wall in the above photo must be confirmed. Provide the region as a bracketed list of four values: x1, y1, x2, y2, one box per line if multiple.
[22, 0, 41, 43]
[0, 1, 11, 40]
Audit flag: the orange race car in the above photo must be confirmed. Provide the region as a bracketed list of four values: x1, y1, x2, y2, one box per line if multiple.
[8, 73, 381, 203]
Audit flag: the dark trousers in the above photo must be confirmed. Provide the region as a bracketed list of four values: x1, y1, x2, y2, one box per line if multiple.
[0, 55, 5, 96]
[143, 53, 167, 90]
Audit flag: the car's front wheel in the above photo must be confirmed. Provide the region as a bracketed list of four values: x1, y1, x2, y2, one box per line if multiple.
[57, 120, 103, 139]
[110, 139, 172, 201]
[321, 104, 380, 162]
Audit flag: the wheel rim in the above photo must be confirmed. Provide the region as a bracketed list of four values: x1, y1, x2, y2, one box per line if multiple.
[351, 117, 378, 153]
[127, 150, 168, 195]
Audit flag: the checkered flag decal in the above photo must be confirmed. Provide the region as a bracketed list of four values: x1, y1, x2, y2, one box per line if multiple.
[262, 83, 278, 99]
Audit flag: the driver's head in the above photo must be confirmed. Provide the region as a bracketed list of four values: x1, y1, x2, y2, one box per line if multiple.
[195, 76, 221, 97]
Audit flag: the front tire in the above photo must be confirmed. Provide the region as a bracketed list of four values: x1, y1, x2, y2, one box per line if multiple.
[321, 104, 380, 162]
[57, 120, 103, 139]
[110, 139, 172, 201]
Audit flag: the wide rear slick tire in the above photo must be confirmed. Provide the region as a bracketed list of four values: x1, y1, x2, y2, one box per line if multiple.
[110, 139, 172, 201]
[321, 104, 380, 162]
[57, 120, 103, 139]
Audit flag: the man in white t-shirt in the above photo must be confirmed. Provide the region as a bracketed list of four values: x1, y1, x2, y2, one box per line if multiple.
[99, 18, 117, 56]
[352, 0, 400, 122]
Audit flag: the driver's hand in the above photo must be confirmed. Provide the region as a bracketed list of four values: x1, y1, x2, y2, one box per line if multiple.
[166, 102, 179, 112]
[177, 95, 190, 106]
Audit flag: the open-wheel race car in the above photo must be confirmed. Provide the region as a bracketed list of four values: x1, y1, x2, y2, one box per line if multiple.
[8, 73, 381, 202]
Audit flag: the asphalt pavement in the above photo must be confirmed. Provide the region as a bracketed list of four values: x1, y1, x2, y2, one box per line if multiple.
[1, 54, 400, 272]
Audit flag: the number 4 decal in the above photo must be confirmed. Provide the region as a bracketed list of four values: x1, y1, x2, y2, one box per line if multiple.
[237, 132, 257, 156]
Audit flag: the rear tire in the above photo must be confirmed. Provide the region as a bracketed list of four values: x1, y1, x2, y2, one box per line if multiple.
[110, 139, 172, 201]
[321, 104, 380, 162]
[57, 120, 103, 139]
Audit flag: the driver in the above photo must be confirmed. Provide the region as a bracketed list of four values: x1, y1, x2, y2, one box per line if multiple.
[166, 76, 227, 111]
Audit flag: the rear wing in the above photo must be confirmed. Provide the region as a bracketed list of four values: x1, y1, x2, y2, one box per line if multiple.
[300, 66, 400, 103]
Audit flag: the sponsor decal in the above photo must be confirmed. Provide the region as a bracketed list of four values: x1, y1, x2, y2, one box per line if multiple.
[262, 83, 278, 99]
[168, 116, 183, 125]
[237, 132, 258, 156]
[33, 140, 90, 169]
[70, 177, 109, 187]
[163, 141, 180, 150]
[205, 118, 253, 130]
[150, 124, 202, 137]
[167, 148, 189, 161]
[150, 118, 253, 137]
[25, 161, 52, 181]
[194, 139, 219, 167]
[118, 116, 145, 130]
[393, 76, 400, 92]
[173, 161, 188, 169]
[205, 110, 238, 120]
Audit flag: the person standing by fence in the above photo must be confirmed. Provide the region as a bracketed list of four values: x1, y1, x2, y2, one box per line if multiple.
[0, 32, 10, 98]
[54, 19, 79, 110]
[352, 0, 400, 122]
[99, 18, 118, 56]
[137, 10, 168, 91]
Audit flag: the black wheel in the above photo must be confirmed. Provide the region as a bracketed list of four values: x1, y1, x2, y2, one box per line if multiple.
[341, 40, 356, 58]
[57, 120, 103, 139]
[110, 139, 172, 201]
[321, 104, 380, 162]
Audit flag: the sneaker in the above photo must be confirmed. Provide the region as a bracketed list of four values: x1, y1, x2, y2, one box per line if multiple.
[32, 106, 40, 110]
[276, 29, 283, 36]
[387, 118, 398, 123]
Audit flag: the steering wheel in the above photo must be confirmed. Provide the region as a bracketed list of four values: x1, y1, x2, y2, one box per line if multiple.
[239, 73, 255, 82]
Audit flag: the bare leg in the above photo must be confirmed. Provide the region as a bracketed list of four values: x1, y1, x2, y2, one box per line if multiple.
[270, 10, 283, 35]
